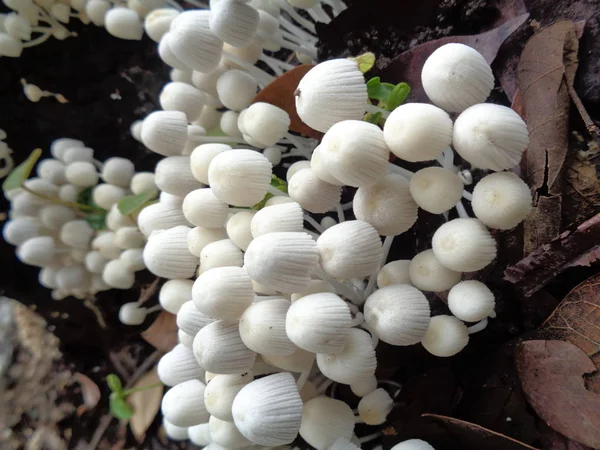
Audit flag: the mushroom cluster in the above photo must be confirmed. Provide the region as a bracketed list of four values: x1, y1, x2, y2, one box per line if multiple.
[2, 138, 158, 317]
[127, 1, 532, 447]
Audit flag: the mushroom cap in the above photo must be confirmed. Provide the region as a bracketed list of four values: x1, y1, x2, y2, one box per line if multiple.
[409, 166, 464, 214]
[421, 315, 469, 357]
[409, 249, 462, 292]
[447, 280, 496, 322]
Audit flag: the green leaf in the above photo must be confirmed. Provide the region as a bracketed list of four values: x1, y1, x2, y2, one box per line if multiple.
[349, 52, 376, 74]
[251, 193, 274, 210]
[107, 374, 123, 393]
[110, 393, 134, 420]
[117, 191, 157, 215]
[206, 126, 228, 137]
[2, 148, 42, 193]
[366, 77, 396, 103]
[85, 210, 108, 230]
[387, 82, 411, 110]
[76, 186, 95, 207]
[364, 111, 383, 125]
[270, 174, 287, 193]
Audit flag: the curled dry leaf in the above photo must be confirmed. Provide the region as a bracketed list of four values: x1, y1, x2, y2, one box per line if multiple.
[516, 340, 600, 448]
[73, 372, 101, 415]
[128, 368, 164, 442]
[141, 311, 178, 353]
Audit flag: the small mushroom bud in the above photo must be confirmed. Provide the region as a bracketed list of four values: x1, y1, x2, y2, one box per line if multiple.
[219, 110, 242, 138]
[286, 160, 311, 182]
[391, 439, 436, 450]
[156, 155, 205, 197]
[316, 328, 376, 385]
[192, 64, 226, 96]
[353, 173, 418, 236]
[158, 343, 205, 386]
[295, 59, 368, 133]
[350, 374, 378, 397]
[92, 184, 127, 210]
[62, 146, 94, 165]
[187, 226, 228, 257]
[239, 298, 296, 356]
[209, 0, 259, 47]
[193, 266, 254, 320]
[190, 143, 231, 184]
[471, 171, 532, 229]
[226, 211, 255, 251]
[84, 251, 109, 274]
[447, 280, 495, 322]
[40, 205, 76, 231]
[103, 260, 135, 289]
[0, 32, 22, 57]
[161, 379, 209, 427]
[106, 204, 136, 231]
[56, 264, 87, 291]
[137, 203, 192, 237]
[90, 274, 111, 294]
[144, 226, 198, 279]
[288, 168, 341, 214]
[119, 302, 148, 325]
[208, 149, 272, 207]
[232, 372, 303, 446]
[193, 320, 256, 374]
[65, 161, 99, 187]
[60, 220, 94, 250]
[243, 102, 291, 147]
[261, 347, 315, 373]
[377, 260, 412, 288]
[216, 69, 258, 111]
[163, 420, 189, 441]
[177, 300, 214, 335]
[183, 188, 229, 229]
[188, 423, 211, 446]
[39, 266, 59, 289]
[383, 103, 453, 162]
[58, 184, 81, 203]
[144, 8, 179, 42]
[431, 218, 496, 272]
[101, 157, 135, 187]
[159, 82, 206, 122]
[421, 43, 494, 113]
[119, 248, 146, 272]
[114, 226, 146, 249]
[5, 13, 32, 41]
[318, 120, 389, 188]
[92, 231, 121, 259]
[159, 32, 190, 70]
[300, 396, 355, 450]
[37, 158, 67, 185]
[317, 220, 383, 279]
[250, 201, 304, 238]
[364, 285, 431, 346]
[409, 249, 462, 292]
[453, 103, 529, 171]
[358, 388, 394, 425]
[195, 106, 222, 130]
[409, 167, 464, 214]
[105, 7, 144, 40]
[3, 217, 41, 247]
[421, 315, 469, 357]
[141, 111, 188, 156]
[200, 239, 244, 272]
[159, 279, 194, 314]
[205, 372, 253, 421]
[263, 146, 281, 165]
[244, 232, 320, 293]
[50, 138, 85, 161]
[286, 292, 352, 354]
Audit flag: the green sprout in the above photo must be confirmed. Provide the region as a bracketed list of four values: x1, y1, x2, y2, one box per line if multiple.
[106, 373, 162, 420]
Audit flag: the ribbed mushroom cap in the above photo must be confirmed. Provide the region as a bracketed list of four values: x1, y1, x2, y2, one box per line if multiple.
[155, 156, 205, 197]
[288, 168, 341, 214]
[209, 0, 259, 47]
[141, 110, 188, 156]
[409, 249, 462, 292]
[182, 188, 229, 229]
[204, 372, 253, 421]
[250, 201, 304, 237]
[239, 298, 296, 356]
[409, 167, 464, 214]
[158, 343, 205, 386]
[161, 379, 209, 427]
[421, 315, 469, 357]
[299, 396, 355, 450]
[143, 226, 198, 278]
[176, 300, 214, 335]
[447, 280, 496, 322]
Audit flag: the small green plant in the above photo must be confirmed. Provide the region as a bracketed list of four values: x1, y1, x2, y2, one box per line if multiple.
[252, 174, 288, 210]
[106, 373, 162, 420]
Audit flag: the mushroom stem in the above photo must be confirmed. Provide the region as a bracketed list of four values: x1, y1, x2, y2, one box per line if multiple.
[462, 190, 473, 201]
[22, 32, 52, 48]
[280, 28, 311, 46]
[336, 203, 345, 223]
[146, 305, 163, 314]
[365, 103, 391, 118]
[222, 50, 275, 87]
[281, 150, 310, 159]
[455, 200, 470, 218]
[357, 431, 383, 444]
[273, 35, 318, 60]
[304, 214, 325, 233]
[279, 15, 317, 43]
[321, 0, 347, 15]
[359, 322, 379, 347]
[363, 235, 393, 298]
[388, 163, 413, 180]
[316, 378, 335, 395]
[307, 4, 330, 23]
[341, 201, 353, 211]
[312, 266, 363, 304]
[189, 135, 247, 146]
[296, 359, 314, 390]
[467, 318, 488, 334]
[278, 0, 317, 33]
[261, 53, 296, 72]
[350, 312, 364, 327]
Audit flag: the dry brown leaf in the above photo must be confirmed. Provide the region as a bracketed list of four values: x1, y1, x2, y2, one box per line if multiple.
[516, 20, 579, 252]
[128, 368, 164, 442]
[379, 14, 529, 102]
[516, 340, 600, 448]
[251, 64, 323, 140]
[72, 372, 101, 413]
[141, 311, 178, 353]
[563, 151, 600, 226]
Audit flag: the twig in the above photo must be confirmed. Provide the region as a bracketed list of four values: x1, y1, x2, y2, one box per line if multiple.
[108, 352, 130, 381]
[138, 277, 161, 305]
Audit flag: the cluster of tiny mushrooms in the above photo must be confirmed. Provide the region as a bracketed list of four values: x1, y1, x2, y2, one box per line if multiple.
[1, 0, 533, 449]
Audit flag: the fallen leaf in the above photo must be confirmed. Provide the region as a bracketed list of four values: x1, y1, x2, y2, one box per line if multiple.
[73, 372, 101, 415]
[539, 422, 594, 450]
[515, 340, 600, 448]
[379, 14, 529, 102]
[563, 149, 600, 226]
[251, 64, 322, 140]
[516, 20, 579, 252]
[504, 214, 600, 297]
[422, 414, 539, 450]
[141, 311, 178, 353]
[128, 368, 164, 442]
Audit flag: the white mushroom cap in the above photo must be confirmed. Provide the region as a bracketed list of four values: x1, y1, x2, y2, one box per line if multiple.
[216, 69, 258, 111]
[155, 155, 205, 197]
[317, 220, 383, 279]
[65, 161, 98, 187]
[286, 160, 311, 183]
[421, 43, 494, 113]
[158, 344, 205, 386]
[209, 415, 254, 449]
[3, 217, 41, 247]
[60, 219, 94, 250]
[183, 188, 229, 229]
[106, 204, 136, 231]
[377, 260, 412, 288]
[239, 298, 296, 356]
[421, 315, 469, 357]
[209, 0, 259, 47]
[188, 423, 212, 446]
[85, 0, 111, 26]
[119, 248, 146, 272]
[316, 328, 376, 385]
[353, 173, 419, 236]
[261, 347, 315, 373]
[105, 7, 144, 40]
[220, 110, 243, 138]
[226, 211, 255, 251]
[114, 226, 146, 249]
[118, 302, 147, 325]
[50, 138, 84, 161]
[159, 278, 194, 314]
[200, 239, 244, 272]
[250, 201, 304, 237]
[447, 280, 496, 322]
[177, 300, 214, 335]
[37, 158, 66, 185]
[204, 372, 253, 422]
[92, 231, 121, 260]
[285, 292, 352, 354]
[288, 168, 341, 214]
[243, 102, 291, 147]
[409, 166, 464, 214]
[208, 149, 272, 207]
[56, 264, 88, 291]
[295, 59, 368, 133]
[137, 203, 192, 237]
[350, 375, 378, 398]
[159, 32, 191, 70]
[163, 420, 189, 441]
[310, 144, 344, 186]
[92, 184, 127, 210]
[471, 171, 532, 229]
[159, 82, 206, 122]
[431, 218, 496, 272]
[383, 103, 453, 162]
[187, 226, 228, 257]
[103, 260, 135, 289]
[161, 379, 209, 427]
[244, 231, 320, 293]
[300, 396, 355, 450]
[144, 8, 179, 42]
[409, 249, 462, 292]
[192, 64, 227, 96]
[141, 110, 188, 156]
[290, 279, 336, 302]
[453, 103, 529, 171]
[357, 388, 393, 425]
[129, 172, 157, 196]
[190, 143, 231, 184]
[364, 285, 431, 346]
[144, 226, 198, 279]
[232, 373, 303, 446]
[391, 439, 436, 450]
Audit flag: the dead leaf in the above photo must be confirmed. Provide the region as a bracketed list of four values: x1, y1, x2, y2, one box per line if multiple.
[504, 213, 600, 296]
[563, 151, 600, 226]
[72, 372, 101, 415]
[379, 14, 529, 102]
[251, 65, 323, 140]
[539, 422, 594, 450]
[516, 340, 600, 448]
[128, 368, 164, 442]
[141, 311, 178, 353]
[422, 414, 539, 450]
[516, 20, 579, 252]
